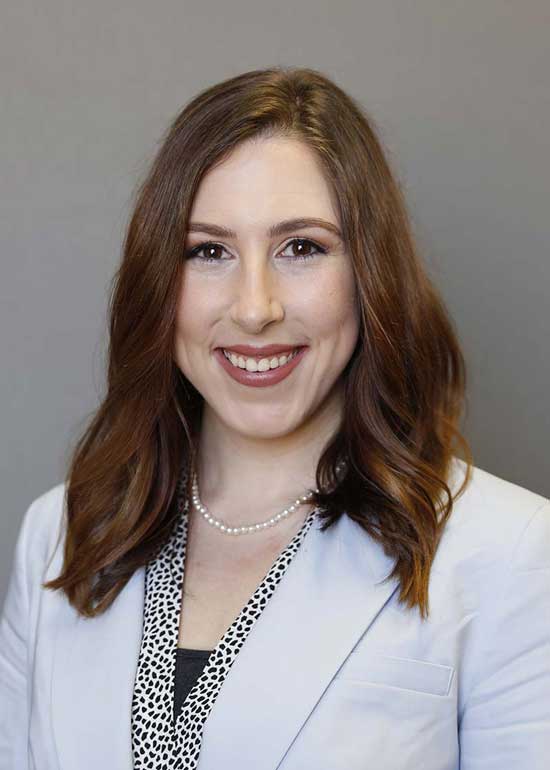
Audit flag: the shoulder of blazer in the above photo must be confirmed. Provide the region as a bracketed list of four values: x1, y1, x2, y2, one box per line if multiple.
[19, 482, 67, 589]
[434, 458, 550, 580]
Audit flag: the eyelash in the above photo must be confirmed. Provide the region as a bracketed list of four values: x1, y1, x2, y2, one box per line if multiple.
[184, 237, 327, 263]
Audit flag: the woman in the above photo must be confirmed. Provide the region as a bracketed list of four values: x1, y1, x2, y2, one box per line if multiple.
[0, 66, 548, 770]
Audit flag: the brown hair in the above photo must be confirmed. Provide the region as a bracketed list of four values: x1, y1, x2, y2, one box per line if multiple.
[44, 66, 473, 620]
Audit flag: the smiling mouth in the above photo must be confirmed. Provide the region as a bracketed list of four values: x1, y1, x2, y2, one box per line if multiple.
[214, 345, 308, 388]
[221, 347, 302, 371]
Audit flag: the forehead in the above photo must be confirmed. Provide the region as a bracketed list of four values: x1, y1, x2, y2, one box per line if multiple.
[188, 136, 339, 229]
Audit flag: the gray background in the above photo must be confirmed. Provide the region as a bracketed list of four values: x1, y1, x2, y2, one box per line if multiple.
[1, 0, 549, 605]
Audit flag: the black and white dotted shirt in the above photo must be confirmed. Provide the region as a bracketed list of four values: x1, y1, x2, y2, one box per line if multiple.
[131, 465, 319, 769]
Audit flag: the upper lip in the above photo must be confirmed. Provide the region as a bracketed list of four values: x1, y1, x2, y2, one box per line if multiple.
[218, 344, 306, 357]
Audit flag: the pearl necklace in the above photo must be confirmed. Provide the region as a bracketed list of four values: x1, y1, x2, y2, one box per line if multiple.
[190, 460, 346, 536]
[190, 471, 319, 536]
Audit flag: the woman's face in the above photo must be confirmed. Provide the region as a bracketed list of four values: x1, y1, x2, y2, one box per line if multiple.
[174, 135, 360, 441]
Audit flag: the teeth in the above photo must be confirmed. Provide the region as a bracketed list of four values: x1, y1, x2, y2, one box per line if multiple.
[222, 348, 300, 372]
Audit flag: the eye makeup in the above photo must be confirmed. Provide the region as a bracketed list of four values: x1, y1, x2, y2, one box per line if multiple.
[184, 237, 328, 264]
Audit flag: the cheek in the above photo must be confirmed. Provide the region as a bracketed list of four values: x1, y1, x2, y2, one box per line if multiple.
[308, 267, 359, 341]
[173, 282, 206, 367]
[175, 301, 193, 339]
[174, 276, 207, 343]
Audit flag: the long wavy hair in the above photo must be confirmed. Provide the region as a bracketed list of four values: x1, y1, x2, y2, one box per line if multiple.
[44, 66, 473, 620]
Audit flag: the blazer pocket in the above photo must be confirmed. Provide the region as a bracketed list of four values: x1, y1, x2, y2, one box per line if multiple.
[335, 652, 454, 697]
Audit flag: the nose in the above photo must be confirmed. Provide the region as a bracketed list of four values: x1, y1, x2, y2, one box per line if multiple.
[229, 259, 284, 332]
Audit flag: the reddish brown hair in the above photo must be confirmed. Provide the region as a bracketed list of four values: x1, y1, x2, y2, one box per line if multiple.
[44, 66, 473, 619]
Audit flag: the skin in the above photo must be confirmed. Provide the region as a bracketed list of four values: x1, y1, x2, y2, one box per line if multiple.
[174, 134, 360, 544]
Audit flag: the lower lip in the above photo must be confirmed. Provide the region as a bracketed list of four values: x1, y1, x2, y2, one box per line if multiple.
[214, 347, 308, 388]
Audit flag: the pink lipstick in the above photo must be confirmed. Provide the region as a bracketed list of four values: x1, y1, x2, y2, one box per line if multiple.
[214, 346, 308, 388]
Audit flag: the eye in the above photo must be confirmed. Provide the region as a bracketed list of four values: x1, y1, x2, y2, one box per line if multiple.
[184, 238, 327, 263]
[184, 242, 228, 262]
[279, 238, 327, 261]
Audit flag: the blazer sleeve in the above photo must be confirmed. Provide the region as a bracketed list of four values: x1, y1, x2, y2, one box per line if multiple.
[0, 496, 45, 770]
[458, 497, 550, 769]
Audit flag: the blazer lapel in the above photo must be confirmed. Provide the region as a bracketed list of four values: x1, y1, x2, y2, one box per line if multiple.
[198, 512, 400, 770]
[50, 563, 146, 770]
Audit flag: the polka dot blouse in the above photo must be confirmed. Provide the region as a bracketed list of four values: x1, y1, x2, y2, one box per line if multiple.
[131, 465, 319, 769]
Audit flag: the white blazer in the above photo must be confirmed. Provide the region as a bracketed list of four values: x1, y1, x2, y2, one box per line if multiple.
[1, 458, 549, 770]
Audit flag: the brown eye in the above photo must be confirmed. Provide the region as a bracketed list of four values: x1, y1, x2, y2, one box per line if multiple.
[184, 242, 228, 262]
[280, 238, 327, 261]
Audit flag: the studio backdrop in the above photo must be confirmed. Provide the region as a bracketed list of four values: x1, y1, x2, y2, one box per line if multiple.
[1, 0, 549, 607]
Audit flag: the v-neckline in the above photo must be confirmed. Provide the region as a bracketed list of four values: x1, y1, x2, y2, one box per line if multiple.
[131, 463, 320, 769]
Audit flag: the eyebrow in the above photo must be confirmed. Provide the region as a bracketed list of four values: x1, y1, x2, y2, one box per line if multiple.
[186, 217, 342, 239]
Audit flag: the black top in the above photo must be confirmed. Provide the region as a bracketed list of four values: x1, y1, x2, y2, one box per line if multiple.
[174, 647, 214, 720]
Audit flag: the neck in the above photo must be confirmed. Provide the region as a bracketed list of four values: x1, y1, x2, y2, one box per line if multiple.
[189, 389, 343, 529]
